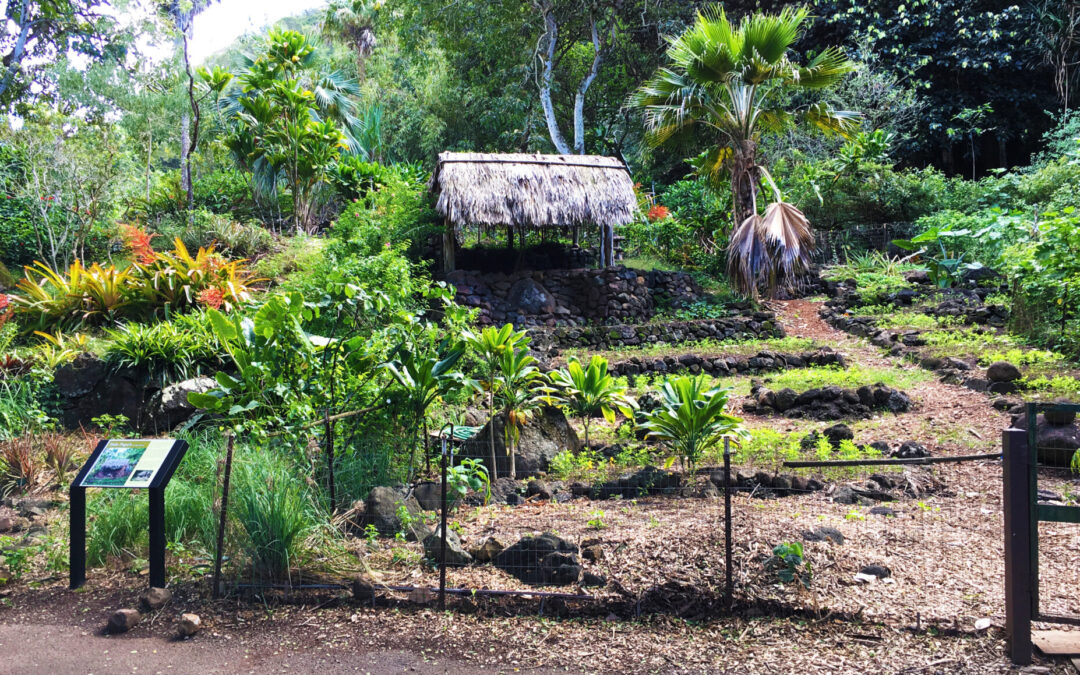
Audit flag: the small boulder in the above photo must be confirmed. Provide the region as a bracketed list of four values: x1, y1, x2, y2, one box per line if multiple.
[581, 572, 606, 588]
[540, 552, 581, 585]
[422, 527, 472, 567]
[526, 480, 554, 501]
[469, 536, 505, 563]
[412, 482, 446, 512]
[832, 486, 862, 505]
[859, 564, 892, 579]
[892, 441, 930, 459]
[365, 486, 423, 537]
[107, 608, 141, 634]
[986, 361, 1021, 383]
[823, 423, 854, 446]
[803, 527, 844, 545]
[869, 506, 897, 517]
[138, 587, 172, 612]
[177, 613, 202, 637]
[1044, 400, 1077, 426]
[774, 388, 798, 412]
[581, 544, 604, 563]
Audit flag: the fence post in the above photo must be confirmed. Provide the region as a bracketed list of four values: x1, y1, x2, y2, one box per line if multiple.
[439, 425, 451, 611]
[212, 433, 235, 599]
[1003, 427, 1032, 665]
[723, 437, 734, 612]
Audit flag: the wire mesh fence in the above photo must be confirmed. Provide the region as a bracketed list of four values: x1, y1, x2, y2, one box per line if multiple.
[812, 223, 919, 265]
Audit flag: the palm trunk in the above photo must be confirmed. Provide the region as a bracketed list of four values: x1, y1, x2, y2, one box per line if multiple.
[731, 142, 759, 228]
[488, 389, 498, 480]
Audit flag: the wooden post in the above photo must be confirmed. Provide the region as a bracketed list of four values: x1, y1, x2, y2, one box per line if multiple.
[1003, 427, 1033, 665]
[442, 219, 456, 273]
[212, 433, 235, 599]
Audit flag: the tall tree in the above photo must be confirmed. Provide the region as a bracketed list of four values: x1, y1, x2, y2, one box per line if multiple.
[0, 0, 123, 111]
[160, 0, 219, 209]
[632, 6, 858, 298]
[322, 0, 381, 76]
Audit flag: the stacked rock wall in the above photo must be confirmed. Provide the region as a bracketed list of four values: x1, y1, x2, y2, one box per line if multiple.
[445, 266, 705, 327]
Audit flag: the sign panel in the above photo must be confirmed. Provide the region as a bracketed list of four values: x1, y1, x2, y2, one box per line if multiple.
[79, 439, 181, 489]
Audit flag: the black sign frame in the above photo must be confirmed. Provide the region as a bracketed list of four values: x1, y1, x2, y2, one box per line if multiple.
[69, 438, 189, 590]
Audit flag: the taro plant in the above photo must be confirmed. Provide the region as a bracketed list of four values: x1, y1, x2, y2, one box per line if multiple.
[547, 355, 636, 451]
[638, 375, 747, 475]
[892, 224, 983, 288]
[765, 541, 812, 589]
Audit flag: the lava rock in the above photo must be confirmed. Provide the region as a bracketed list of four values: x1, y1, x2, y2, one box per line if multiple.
[423, 526, 472, 567]
[412, 482, 449, 512]
[823, 423, 854, 446]
[892, 441, 930, 459]
[1044, 399, 1077, 426]
[859, 564, 892, 579]
[803, 527, 844, 545]
[581, 572, 606, 587]
[365, 486, 424, 538]
[138, 587, 172, 612]
[986, 361, 1021, 383]
[469, 536, 505, 563]
[869, 506, 897, 517]
[581, 543, 604, 563]
[493, 532, 580, 585]
[526, 480, 554, 501]
[107, 608, 141, 634]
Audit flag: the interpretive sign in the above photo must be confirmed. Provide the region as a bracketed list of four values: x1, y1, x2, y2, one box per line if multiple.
[70, 438, 189, 589]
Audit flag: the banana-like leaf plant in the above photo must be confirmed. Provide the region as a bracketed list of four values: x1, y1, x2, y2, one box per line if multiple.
[383, 338, 466, 479]
[637, 375, 747, 476]
[546, 355, 636, 451]
[632, 5, 859, 298]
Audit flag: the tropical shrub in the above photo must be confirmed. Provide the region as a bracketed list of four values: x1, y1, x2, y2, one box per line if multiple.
[104, 315, 225, 388]
[547, 355, 636, 450]
[638, 375, 747, 474]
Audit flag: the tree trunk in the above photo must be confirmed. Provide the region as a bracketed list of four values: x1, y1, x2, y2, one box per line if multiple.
[572, 15, 604, 155]
[583, 419, 590, 452]
[536, 4, 573, 155]
[731, 141, 759, 228]
[488, 391, 498, 480]
[180, 112, 191, 202]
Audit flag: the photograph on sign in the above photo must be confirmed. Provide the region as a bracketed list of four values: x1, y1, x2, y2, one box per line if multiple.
[80, 439, 175, 488]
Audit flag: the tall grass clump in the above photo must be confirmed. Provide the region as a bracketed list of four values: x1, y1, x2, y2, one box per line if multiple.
[232, 446, 316, 581]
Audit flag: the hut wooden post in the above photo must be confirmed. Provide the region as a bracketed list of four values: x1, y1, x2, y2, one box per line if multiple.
[442, 219, 456, 272]
[597, 223, 606, 269]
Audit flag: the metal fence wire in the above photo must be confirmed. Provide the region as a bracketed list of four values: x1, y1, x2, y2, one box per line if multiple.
[812, 223, 919, 265]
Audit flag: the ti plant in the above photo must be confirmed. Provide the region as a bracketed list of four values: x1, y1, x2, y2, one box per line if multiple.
[446, 457, 490, 506]
[638, 375, 747, 475]
[546, 355, 636, 451]
[463, 324, 529, 480]
[494, 346, 548, 480]
[383, 337, 466, 480]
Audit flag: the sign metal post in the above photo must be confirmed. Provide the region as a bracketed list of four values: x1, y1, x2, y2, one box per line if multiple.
[69, 438, 189, 590]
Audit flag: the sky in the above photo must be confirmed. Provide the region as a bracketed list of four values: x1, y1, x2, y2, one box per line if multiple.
[187, 0, 329, 63]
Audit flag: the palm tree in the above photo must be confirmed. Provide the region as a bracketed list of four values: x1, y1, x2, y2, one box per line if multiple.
[463, 324, 529, 479]
[322, 0, 381, 75]
[638, 375, 747, 476]
[632, 6, 859, 298]
[547, 355, 635, 451]
[494, 346, 547, 480]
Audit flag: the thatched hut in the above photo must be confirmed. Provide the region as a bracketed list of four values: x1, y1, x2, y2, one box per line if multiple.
[430, 152, 637, 272]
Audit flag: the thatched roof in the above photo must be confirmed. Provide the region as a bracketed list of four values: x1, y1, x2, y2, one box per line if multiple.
[431, 152, 637, 229]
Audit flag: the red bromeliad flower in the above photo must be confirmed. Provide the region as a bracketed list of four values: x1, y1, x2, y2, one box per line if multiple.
[196, 287, 225, 310]
[647, 204, 670, 222]
[0, 294, 9, 312]
[120, 224, 158, 265]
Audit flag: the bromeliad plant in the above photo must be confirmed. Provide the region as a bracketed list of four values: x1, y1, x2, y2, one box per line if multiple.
[10, 235, 260, 332]
[632, 6, 858, 298]
[547, 355, 636, 451]
[638, 375, 747, 475]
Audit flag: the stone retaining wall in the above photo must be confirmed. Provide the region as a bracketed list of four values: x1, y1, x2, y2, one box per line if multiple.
[445, 266, 706, 327]
[528, 314, 783, 358]
[604, 347, 844, 378]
